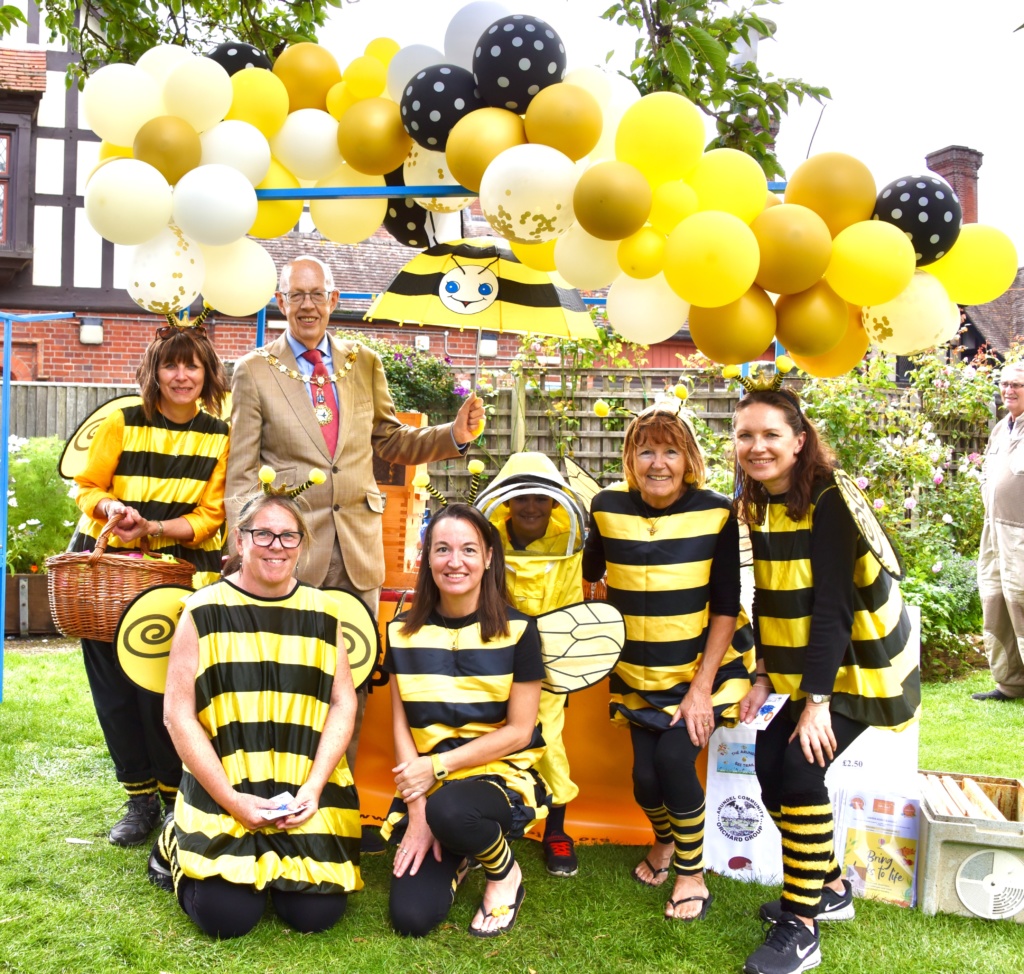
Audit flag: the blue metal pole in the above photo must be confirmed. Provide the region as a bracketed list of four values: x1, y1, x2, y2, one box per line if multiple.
[256, 306, 266, 348]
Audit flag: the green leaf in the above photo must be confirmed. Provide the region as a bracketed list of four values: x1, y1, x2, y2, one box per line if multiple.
[663, 39, 692, 81]
[680, 25, 728, 85]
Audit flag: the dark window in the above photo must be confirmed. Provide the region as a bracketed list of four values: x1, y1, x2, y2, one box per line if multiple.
[0, 131, 9, 246]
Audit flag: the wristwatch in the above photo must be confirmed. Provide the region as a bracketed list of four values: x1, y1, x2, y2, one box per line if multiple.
[807, 693, 832, 705]
[430, 753, 448, 780]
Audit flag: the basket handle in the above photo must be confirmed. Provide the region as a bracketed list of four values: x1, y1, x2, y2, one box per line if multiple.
[88, 510, 128, 565]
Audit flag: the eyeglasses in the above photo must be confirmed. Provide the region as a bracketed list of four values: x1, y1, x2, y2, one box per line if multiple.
[242, 528, 304, 548]
[156, 323, 208, 340]
[282, 290, 331, 306]
[999, 381, 1023, 391]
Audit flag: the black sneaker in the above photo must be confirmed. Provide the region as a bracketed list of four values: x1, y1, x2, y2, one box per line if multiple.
[760, 879, 854, 923]
[542, 831, 579, 877]
[744, 913, 821, 974]
[109, 793, 161, 847]
[147, 812, 175, 892]
[971, 688, 1014, 701]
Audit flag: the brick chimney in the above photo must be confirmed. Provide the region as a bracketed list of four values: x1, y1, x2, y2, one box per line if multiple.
[925, 145, 983, 223]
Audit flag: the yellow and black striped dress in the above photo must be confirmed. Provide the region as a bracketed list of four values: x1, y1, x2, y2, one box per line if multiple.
[171, 580, 362, 895]
[750, 476, 920, 730]
[71, 404, 228, 586]
[585, 483, 755, 729]
[381, 609, 550, 839]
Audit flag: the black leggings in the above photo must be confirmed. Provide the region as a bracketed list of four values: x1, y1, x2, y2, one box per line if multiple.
[179, 875, 347, 940]
[390, 778, 514, 938]
[629, 723, 708, 875]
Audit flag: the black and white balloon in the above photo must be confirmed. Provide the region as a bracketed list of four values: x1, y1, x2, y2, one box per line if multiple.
[400, 64, 483, 151]
[382, 166, 457, 248]
[872, 174, 962, 266]
[472, 14, 566, 113]
[206, 41, 272, 75]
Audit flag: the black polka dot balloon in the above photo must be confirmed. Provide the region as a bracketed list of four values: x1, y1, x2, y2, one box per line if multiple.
[872, 174, 962, 266]
[472, 14, 566, 113]
[206, 41, 272, 75]
[382, 165, 447, 249]
[400, 64, 483, 152]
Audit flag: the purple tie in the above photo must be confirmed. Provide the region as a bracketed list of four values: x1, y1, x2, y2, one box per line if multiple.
[300, 349, 339, 453]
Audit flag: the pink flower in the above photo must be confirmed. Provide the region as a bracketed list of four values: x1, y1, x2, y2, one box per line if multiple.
[968, 453, 981, 464]
[856, 476, 869, 490]
[873, 498, 884, 510]
[933, 473, 944, 485]
[903, 497, 917, 511]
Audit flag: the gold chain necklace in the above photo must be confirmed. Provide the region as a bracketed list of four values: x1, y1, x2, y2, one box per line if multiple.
[257, 346, 359, 387]
[159, 409, 198, 458]
[437, 613, 461, 651]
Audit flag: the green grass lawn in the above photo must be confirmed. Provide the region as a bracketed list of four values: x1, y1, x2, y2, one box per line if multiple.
[1, 643, 1022, 974]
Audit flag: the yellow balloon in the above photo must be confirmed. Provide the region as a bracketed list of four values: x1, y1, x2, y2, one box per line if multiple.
[132, 115, 201, 186]
[326, 81, 357, 122]
[573, 161, 652, 241]
[273, 42, 342, 112]
[511, 239, 557, 272]
[688, 148, 767, 224]
[663, 210, 760, 308]
[309, 163, 387, 244]
[784, 152, 876, 238]
[825, 220, 916, 307]
[790, 304, 869, 377]
[365, 37, 400, 66]
[615, 92, 705, 189]
[923, 223, 1018, 305]
[337, 98, 412, 176]
[98, 141, 133, 161]
[774, 280, 848, 357]
[688, 285, 777, 365]
[226, 68, 289, 139]
[764, 191, 783, 209]
[863, 270, 962, 355]
[649, 180, 699, 235]
[249, 158, 303, 239]
[344, 54, 387, 100]
[524, 83, 602, 162]
[751, 203, 833, 295]
[617, 226, 666, 279]
[445, 108, 527, 194]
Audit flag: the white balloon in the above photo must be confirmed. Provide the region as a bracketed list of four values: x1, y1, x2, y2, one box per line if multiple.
[386, 44, 444, 102]
[554, 223, 620, 289]
[563, 65, 613, 110]
[270, 109, 343, 181]
[136, 44, 194, 85]
[607, 273, 690, 344]
[403, 145, 473, 213]
[172, 164, 257, 246]
[127, 225, 205, 314]
[84, 159, 171, 245]
[163, 57, 233, 133]
[200, 238, 278, 317]
[591, 73, 642, 162]
[200, 120, 271, 186]
[478, 143, 578, 243]
[444, 1, 510, 70]
[82, 63, 162, 146]
[862, 270, 963, 355]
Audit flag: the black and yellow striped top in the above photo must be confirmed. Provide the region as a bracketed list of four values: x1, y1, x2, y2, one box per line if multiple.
[583, 483, 755, 728]
[173, 579, 362, 894]
[749, 477, 920, 731]
[71, 404, 228, 585]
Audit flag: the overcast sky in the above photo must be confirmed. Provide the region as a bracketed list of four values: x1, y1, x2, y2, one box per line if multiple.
[322, 0, 1023, 261]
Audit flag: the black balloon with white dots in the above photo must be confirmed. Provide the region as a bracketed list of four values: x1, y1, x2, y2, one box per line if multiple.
[472, 14, 566, 113]
[206, 41, 272, 75]
[400, 64, 483, 151]
[872, 174, 962, 266]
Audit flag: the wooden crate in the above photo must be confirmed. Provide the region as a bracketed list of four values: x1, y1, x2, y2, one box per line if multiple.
[376, 412, 429, 590]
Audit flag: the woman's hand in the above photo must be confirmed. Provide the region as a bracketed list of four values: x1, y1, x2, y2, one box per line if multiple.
[671, 684, 715, 748]
[739, 682, 772, 723]
[276, 782, 320, 830]
[393, 755, 437, 803]
[226, 792, 282, 832]
[110, 507, 151, 542]
[393, 807, 441, 878]
[790, 701, 837, 767]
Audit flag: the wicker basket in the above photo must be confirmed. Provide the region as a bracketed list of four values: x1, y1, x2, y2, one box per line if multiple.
[46, 514, 196, 642]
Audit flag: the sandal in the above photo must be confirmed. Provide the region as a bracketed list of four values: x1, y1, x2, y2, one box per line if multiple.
[632, 855, 671, 888]
[665, 891, 714, 922]
[468, 882, 526, 938]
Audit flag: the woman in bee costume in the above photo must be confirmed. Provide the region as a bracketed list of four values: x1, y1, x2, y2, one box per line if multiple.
[733, 386, 920, 974]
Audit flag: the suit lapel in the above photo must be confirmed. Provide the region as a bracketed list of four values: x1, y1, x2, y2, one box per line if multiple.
[265, 333, 333, 462]
[330, 334, 357, 462]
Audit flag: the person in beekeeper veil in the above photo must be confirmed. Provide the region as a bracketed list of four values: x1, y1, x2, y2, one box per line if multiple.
[476, 452, 589, 878]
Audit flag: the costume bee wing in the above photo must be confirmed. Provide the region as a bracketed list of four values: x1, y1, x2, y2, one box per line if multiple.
[115, 584, 192, 694]
[321, 589, 381, 691]
[535, 600, 625, 694]
[833, 469, 905, 580]
[562, 456, 604, 516]
[59, 395, 143, 480]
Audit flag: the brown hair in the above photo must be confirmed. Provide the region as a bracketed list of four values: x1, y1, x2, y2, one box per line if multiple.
[136, 329, 227, 421]
[622, 408, 706, 492]
[732, 389, 836, 525]
[400, 503, 510, 642]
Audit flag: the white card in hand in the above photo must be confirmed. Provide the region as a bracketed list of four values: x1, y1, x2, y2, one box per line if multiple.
[749, 693, 789, 731]
[259, 791, 300, 820]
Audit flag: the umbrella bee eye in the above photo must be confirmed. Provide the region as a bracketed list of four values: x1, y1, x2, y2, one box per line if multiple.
[478, 283, 493, 296]
[445, 280, 461, 294]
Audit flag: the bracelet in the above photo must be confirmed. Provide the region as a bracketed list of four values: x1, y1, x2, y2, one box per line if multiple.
[150, 520, 164, 538]
[754, 678, 772, 688]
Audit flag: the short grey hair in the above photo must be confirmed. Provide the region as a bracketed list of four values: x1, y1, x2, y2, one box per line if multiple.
[279, 255, 337, 292]
[1000, 361, 1024, 382]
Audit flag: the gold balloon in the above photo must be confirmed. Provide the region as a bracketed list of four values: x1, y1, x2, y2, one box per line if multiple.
[573, 161, 652, 241]
[649, 180, 698, 235]
[511, 239, 557, 272]
[132, 115, 201, 186]
[790, 304, 869, 377]
[445, 108, 527, 194]
[751, 203, 833, 295]
[524, 82, 602, 162]
[249, 158, 303, 239]
[774, 280, 848, 357]
[337, 98, 412, 176]
[272, 42, 342, 112]
[764, 191, 783, 209]
[617, 226, 666, 279]
[226, 68, 289, 139]
[784, 152, 876, 238]
[688, 285, 777, 365]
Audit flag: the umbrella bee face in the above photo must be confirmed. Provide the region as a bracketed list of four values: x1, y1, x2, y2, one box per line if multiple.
[438, 263, 500, 315]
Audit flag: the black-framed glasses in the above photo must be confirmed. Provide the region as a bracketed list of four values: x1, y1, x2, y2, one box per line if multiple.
[282, 290, 331, 306]
[242, 528, 304, 548]
[156, 323, 208, 340]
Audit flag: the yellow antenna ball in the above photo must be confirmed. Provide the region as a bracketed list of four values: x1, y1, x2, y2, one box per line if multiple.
[722, 365, 741, 379]
[309, 468, 327, 485]
[258, 465, 276, 484]
[467, 459, 485, 475]
[673, 383, 689, 400]
[776, 355, 795, 374]
[412, 471, 430, 489]
[594, 399, 610, 418]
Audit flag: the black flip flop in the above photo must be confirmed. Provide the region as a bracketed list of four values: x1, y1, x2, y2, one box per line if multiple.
[468, 882, 526, 938]
[632, 856, 671, 888]
[665, 891, 714, 921]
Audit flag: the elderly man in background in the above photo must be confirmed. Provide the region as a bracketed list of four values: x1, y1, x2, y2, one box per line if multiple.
[973, 361, 1024, 702]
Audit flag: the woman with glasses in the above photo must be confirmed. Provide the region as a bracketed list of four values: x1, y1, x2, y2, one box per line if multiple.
[155, 489, 361, 939]
[70, 325, 229, 848]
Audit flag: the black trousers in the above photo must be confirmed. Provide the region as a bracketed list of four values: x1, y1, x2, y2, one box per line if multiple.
[179, 875, 347, 939]
[81, 638, 181, 790]
[390, 778, 514, 938]
[629, 723, 707, 814]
